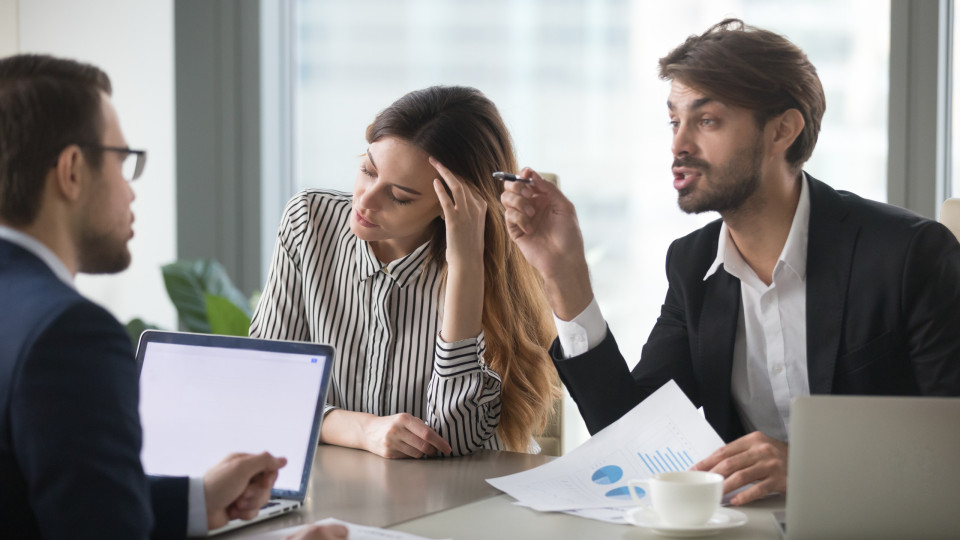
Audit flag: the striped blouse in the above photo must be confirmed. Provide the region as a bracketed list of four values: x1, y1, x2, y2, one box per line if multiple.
[250, 190, 505, 455]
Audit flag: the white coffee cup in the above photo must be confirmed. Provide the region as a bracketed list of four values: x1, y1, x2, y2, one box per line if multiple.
[628, 471, 723, 527]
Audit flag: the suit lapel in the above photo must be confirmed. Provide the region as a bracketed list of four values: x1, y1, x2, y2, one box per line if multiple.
[805, 176, 858, 394]
[698, 269, 741, 439]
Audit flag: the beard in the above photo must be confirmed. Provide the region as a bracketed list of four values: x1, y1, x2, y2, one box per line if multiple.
[77, 227, 132, 274]
[675, 135, 764, 215]
[74, 168, 133, 275]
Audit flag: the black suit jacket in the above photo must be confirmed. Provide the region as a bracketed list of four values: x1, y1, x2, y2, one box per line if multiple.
[554, 176, 960, 442]
[0, 239, 188, 539]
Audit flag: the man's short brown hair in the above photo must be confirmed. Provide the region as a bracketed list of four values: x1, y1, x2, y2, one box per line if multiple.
[0, 54, 112, 226]
[659, 18, 826, 170]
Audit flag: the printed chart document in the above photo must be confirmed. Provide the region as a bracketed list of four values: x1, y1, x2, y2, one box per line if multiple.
[487, 380, 724, 512]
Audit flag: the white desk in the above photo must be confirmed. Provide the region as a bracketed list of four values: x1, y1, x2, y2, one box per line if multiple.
[391, 493, 785, 539]
[230, 445, 785, 539]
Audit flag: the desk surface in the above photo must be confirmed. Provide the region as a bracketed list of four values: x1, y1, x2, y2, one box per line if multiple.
[391, 493, 785, 539]
[229, 446, 552, 537]
[231, 445, 784, 539]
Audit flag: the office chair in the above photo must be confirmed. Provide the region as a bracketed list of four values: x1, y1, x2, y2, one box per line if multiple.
[535, 398, 564, 456]
[940, 198, 960, 241]
[525, 172, 564, 456]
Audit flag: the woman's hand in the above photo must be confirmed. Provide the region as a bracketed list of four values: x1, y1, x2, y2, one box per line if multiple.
[361, 412, 452, 459]
[430, 158, 487, 269]
[320, 410, 451, 459]
[429, 158, 486, 342]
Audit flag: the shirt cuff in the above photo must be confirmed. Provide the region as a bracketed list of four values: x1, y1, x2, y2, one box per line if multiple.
[554, 297, 606, 359]
[434, 331, 500, 380]
[322, 403, 339, 417]
[187, 476, 208, 537]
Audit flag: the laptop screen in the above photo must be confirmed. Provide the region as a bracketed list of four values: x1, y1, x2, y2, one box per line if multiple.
[136, 331, 333, 497]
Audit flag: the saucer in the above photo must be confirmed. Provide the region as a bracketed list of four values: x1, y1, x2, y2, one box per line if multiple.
[624, 506, 748, 537]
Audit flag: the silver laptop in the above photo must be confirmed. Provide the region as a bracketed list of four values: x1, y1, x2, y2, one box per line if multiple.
[135, 330, 334, 536]
[785, 395, 960, 539]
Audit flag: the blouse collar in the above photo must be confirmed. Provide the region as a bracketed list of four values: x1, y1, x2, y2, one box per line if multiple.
[356, 238, 434, 289]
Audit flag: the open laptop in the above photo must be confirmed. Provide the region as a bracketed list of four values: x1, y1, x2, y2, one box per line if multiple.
[135, 330, 334, 536]
[784, 395, 960, 539]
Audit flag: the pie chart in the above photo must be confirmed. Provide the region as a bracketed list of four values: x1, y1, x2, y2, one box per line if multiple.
[604, 485, 645, 500]
[591, 465, 624, 485]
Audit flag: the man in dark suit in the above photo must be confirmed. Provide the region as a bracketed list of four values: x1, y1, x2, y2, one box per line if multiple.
[501, 19, 960, 506]
[0, 55, 347, 540]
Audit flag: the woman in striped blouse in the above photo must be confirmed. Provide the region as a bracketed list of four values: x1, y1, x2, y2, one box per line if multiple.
[251, 86, 559, 458]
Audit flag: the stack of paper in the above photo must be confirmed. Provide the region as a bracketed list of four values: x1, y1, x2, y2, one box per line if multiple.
[486, 381, 725, 524]
[239, 518, 449, 540]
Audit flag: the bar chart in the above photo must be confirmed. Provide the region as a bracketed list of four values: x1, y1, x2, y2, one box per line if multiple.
[637, 447, 695, 475]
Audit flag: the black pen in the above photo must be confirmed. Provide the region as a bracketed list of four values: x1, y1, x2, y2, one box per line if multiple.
[493, 171, 533, 184]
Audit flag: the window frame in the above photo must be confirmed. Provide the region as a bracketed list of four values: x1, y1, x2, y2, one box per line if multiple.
[888, 0, 953, 218]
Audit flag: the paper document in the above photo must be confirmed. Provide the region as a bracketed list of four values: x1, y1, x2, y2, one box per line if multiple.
[237, 518, 450, 540]
[558, 506, 631, 524]
[487, 380, 724, 512]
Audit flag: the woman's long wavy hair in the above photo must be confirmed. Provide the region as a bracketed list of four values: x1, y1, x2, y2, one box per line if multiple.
[366, 86, 560, 452]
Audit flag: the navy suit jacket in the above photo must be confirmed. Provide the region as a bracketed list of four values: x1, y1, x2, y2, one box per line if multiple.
[0, 239, 188, 539]
[554, 176, 960, 442]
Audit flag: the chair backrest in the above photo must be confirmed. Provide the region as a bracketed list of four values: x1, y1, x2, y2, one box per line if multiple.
[531, 172, 563, 456]
[941, 198, 960, 241]
[534, 398, 564, 456]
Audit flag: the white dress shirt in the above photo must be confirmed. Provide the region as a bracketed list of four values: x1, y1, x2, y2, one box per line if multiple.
[703, 176, 810, 441]
[0, 225, 209, 535]
[556, 175, 813, 442]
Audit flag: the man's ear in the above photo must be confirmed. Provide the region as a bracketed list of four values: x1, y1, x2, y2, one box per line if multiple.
[51, 145, 87, 202]
[769, 108, 805, 157]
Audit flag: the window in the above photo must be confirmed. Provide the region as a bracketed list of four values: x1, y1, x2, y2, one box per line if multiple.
[292, 0, 890, 451]
[953, 0, 959, 199]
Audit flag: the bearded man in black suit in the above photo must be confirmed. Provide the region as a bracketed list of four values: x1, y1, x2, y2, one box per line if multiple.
[501, 19, 960, 506]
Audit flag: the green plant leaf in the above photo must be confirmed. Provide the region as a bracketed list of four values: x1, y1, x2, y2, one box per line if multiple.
[162, 261, 211, 333]
[162, 259, 252, 333]
[205, 293, 252, 336]
[125, 317, 161, 349]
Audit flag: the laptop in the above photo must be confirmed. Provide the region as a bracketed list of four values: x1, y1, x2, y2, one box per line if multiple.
[135, 330, 334, 536]
[784, 395, 960, 539]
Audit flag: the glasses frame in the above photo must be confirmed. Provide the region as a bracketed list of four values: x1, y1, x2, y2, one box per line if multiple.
[78, 144, 148, 181]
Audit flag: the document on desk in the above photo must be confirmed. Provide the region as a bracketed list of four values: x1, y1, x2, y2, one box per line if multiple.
[237, 518, 450, 540]
[487, 380, 724, 512]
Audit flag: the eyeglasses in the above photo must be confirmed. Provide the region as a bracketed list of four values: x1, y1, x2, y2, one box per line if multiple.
[78, 144, 148, 181]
